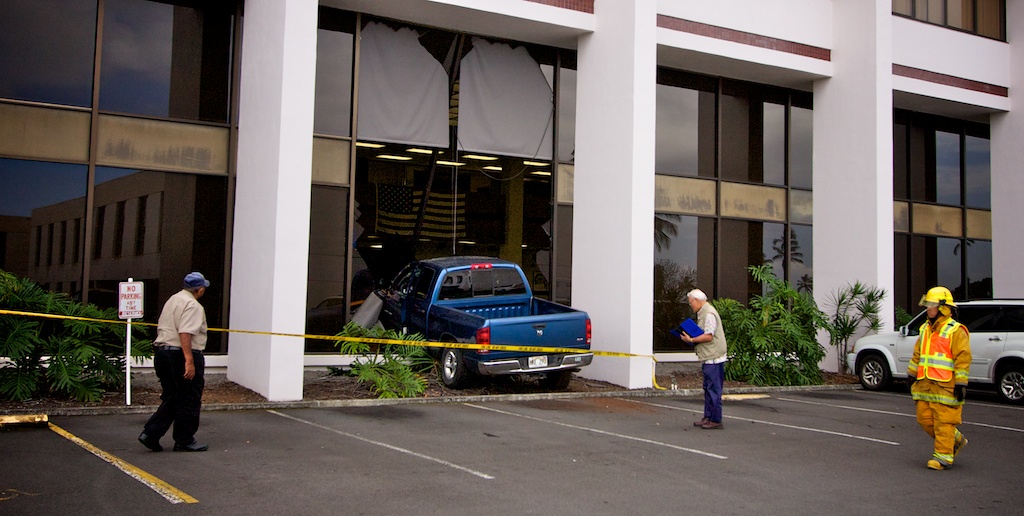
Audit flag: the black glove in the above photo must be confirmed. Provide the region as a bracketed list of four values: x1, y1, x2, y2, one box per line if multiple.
[907, 377, 915, 392]
[954, 385, 966, 402]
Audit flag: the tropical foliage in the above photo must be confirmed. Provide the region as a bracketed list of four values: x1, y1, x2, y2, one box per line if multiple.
[334, 322, 433, 398]
[0, 270, 151, 401]
[823, 282, 886, 372]
[717, 265, 829, 386]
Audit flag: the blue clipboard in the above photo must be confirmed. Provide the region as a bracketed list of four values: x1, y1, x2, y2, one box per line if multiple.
[679, 319, 704, 337]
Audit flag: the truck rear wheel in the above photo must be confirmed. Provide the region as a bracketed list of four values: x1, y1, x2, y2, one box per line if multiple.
[540, 370, 573, 390]
[440, 348, 472, 389]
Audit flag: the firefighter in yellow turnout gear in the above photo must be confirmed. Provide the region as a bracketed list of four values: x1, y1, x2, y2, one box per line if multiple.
[908, 286, 972, 471]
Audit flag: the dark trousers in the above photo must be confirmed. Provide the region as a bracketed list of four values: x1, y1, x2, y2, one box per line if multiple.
[144, 347, 205, 445]
[702, 362, 725, 423]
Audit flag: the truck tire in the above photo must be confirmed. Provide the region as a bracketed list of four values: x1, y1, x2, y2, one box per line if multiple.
[440, 348, 472, 389]
[540, 370, 573, 390]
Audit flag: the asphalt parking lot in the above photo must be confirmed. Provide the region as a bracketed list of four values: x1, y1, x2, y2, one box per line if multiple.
[3, 387, 1023, 515]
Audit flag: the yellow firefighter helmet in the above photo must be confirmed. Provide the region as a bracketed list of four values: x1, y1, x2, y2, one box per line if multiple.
[919, 286, 957, 308]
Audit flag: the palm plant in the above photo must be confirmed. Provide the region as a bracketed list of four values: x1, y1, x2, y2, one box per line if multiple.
[334, 321, 433, 398]
[0, 269, 151, 401]
[824, 282, 886, 373]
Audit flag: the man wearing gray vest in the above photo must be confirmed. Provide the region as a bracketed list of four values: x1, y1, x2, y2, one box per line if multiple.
[678, 289, 729, 429]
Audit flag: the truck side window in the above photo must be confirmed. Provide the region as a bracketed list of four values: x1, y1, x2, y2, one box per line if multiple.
[414, 269, 435, 300]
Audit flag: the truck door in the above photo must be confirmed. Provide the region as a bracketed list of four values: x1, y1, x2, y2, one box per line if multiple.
[404, 268, 435, 334]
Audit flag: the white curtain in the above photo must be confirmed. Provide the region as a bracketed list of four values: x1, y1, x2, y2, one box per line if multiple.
[356, 22, 448, 147]
[457, 38, 553, 160]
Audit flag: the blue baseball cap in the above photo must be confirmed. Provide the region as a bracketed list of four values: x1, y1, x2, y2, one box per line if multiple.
[184, 272, 211, 288]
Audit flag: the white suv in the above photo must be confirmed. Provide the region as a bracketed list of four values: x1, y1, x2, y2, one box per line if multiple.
[848, 300, 1024, 404]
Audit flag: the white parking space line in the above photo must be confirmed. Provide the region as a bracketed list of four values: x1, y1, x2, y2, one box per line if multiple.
[463, 403, 728, 460]
[630, 399, 901, 446]
[779, 396, 1024, 434]
[267, 410, 495, 480]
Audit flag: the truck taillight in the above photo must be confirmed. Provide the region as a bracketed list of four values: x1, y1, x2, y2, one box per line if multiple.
[586, 318, 592, 345]
[476, 327, 490, 354]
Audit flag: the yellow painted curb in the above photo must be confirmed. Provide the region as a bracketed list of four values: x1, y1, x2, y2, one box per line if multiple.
[0, 414, 48, 425]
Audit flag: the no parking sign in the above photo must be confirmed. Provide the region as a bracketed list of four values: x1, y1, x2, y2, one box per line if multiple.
[118, 280, 144, 320]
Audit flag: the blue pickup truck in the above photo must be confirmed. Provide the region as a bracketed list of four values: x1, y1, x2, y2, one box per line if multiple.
[376, 256, 593, 389]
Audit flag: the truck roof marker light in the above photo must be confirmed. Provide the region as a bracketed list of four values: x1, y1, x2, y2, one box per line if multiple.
[475, 327, 490, 353]
[470, 263, 493, 270]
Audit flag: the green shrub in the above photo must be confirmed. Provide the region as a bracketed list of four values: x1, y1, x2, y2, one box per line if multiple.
[0, 270, 151, 401]
[823, 282, 886, 373]
[718, 265, 828, 386]
[334, 322, 433, 398]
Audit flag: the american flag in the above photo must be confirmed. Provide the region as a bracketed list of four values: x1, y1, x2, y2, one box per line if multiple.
[376, 184, 466, 238]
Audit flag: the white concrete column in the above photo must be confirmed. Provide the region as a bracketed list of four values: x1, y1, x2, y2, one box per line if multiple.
[573, 0, 657, 388]
[812, 0, 895, 372]
[991, 2, 1024, 297]
[227, 0, 318, 400]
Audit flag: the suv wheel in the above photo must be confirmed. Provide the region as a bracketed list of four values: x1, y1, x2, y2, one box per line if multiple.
[857, 354, 892, 391]
[997, 365, 1024, 404]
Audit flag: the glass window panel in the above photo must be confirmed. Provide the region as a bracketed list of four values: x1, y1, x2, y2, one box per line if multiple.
[656, 85, 700, 177]
[314, 9, 355, 137]
[762, 223, 787, 283]
[893, 0, 913, 16]
[893, 121, 908, 199]
[916, 0, 945, 23]
[305, 184, 350, 351]
[556, 164, 574, 205]
[938, 237, 963, 298]
[654, 175, 716, 216]
[894, 201, 910, 232]
[554, 205, 573, 305]
[91, 166, 228, 352]
[720, 219, 782, 302]
[946, 0, 968, 29]
[790, 106, 813, 189]
[895, 233, 911, 313]
[0, 159, 87, 295]
[965, 209, 991, 240]
[100, 0, 233, 122]
[908, 121, 928, 202]
[763, 102, 786, 186]
[964, 135, 990, 209]
[789, 224, 813, 293]
[976, 0, 1003, 39]
[312, 137, 351, 186]
[966, 239, 992, 299]
[0, 103, 91, 163]
[720, 92, 751, 182]
[935, 131, 961, 205]
[96, 114, 230, 174]
[654, 215, 714, 352]
[557, 66, 577, 163]
[912, 203, 962, 236]
[790, 189, 813, 225]
[0, 0, 96, 107]
[720, 183, 786, 222]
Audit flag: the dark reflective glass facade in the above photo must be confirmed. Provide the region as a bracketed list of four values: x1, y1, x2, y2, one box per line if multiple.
[893, 110, 992, 311]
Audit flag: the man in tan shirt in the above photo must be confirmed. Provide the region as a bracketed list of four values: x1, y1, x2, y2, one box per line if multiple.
[138, 272, 210, 452]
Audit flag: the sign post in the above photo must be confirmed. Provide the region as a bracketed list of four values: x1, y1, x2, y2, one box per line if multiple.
[118, 278, 144, 406]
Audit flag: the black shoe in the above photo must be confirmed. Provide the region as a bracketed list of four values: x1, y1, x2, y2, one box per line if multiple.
[138, 432, 163, 452]
[173, 441, 209, 452]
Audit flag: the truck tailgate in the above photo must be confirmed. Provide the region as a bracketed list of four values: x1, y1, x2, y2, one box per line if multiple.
[484, 311, 590, 358]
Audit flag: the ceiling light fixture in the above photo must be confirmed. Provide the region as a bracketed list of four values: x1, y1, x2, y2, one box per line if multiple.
[377, 154, 413, 161]
[436, 160, 465, 166]
[463, 154, 498, 161]
[523, 160, 549, 166]
[356, 142, 385, 148]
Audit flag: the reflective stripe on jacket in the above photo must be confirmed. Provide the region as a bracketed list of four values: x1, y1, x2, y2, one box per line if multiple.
[915, 319, 963, 382]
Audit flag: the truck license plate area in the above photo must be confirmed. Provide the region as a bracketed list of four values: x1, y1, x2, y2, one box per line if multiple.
[528, 356, 548, 368]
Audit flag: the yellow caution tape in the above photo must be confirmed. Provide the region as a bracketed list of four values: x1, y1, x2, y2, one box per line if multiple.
[0, 308, 667, 390]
